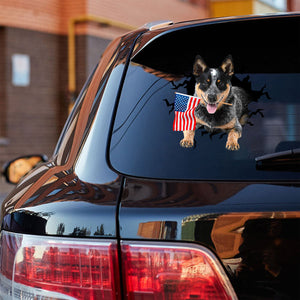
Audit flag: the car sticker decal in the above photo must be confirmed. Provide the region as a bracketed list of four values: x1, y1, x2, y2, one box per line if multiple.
[172, 55, 269, 151]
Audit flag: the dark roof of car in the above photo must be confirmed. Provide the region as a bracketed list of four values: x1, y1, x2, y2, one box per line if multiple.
[132, 13, 300, 75]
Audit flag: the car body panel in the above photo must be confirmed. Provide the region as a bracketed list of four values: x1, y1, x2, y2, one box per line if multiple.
[2, 170, 122, 237]
[119, 179, 300, 298]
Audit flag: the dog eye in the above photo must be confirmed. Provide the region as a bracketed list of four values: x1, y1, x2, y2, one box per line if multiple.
[217, 80, 226, 89]
[206, 79, 210, 83]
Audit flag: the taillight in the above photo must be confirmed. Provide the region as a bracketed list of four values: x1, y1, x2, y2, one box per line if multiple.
[0, 231, 236, 300]
[0, 231, 121, 300]
[121, 241, 237, 300]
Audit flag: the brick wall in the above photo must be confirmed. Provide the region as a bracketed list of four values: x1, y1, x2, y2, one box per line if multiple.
[0, 28, 125, 166]
[0, 28, 66, 163]
[0, 28, 7, 140]
[291, 0, 300, 10]
[85, 0, 208, 28]
[0, 0, 208, 36]
[0, 0, 209, 167]
[0, 0, 62, 34]
[0, 29, 112, 164]
[76, 35, 111, 96]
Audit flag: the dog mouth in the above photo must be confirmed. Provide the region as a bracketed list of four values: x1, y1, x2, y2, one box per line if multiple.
[203, 95, 224, 114]
[206, 103, 218, 114]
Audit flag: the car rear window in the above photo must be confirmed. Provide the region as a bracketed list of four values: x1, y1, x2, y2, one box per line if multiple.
[109, 16, 300, 180]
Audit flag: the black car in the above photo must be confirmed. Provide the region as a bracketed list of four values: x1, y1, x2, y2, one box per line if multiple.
[1, 13, 300, 300]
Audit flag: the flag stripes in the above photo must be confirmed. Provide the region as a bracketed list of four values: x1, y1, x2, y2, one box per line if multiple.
[173, 93, 202, 131]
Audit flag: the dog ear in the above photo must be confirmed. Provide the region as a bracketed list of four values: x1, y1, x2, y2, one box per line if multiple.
[221, 55, 234, 76]
[193, 55, 207, 76]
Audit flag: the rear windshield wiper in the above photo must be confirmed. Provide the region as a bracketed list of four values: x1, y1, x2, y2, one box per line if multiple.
[255, 148, 300, 171]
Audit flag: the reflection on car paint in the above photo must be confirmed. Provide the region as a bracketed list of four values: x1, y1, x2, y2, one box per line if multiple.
[2, 171, 121, 237]
[120, 178, 300, 298]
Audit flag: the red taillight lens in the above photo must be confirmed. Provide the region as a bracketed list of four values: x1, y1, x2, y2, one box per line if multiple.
[0, 231, 121, 300]
[0, 230, 22, 281]
[0, 231, 236, 300]
[121, 242, 237, 300]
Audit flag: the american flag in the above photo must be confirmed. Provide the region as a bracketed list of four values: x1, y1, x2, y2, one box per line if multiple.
[173, 92, 202, 131]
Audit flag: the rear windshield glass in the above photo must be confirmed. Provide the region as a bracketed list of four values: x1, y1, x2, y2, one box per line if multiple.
[109, 16, 300, 180]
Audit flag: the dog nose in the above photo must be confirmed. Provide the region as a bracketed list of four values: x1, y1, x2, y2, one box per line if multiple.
[207, 94, 216, 103]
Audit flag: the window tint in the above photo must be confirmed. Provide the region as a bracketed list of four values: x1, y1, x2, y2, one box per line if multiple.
[109, 16, 300, 180]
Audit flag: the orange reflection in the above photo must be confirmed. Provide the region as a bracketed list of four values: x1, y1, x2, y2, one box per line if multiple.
[211, 211, 300, 259]
[8, 156, 43, 184]
[138, 221, 177, 239]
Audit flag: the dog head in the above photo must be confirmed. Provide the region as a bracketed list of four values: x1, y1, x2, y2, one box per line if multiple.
[193, 55, 234, 114]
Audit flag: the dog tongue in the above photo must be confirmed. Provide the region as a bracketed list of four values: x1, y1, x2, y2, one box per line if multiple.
[207, 104, 217, 114]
